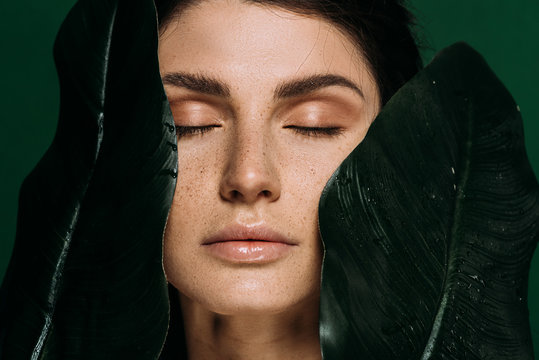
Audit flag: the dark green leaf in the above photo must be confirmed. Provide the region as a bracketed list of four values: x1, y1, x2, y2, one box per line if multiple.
[0, 0, 177, 358]
[319, 43, 539, 359]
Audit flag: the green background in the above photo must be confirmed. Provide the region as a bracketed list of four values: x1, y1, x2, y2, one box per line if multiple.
[0, 0, 537, 355]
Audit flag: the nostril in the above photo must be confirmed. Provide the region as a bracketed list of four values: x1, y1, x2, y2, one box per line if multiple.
[261, 190, 271, 197]
[231, 190, 241, 200]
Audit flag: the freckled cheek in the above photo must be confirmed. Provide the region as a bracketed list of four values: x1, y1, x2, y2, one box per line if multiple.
[167, 149, 222, 235]
[175, 162, 207, 201]
[282, 153, 339, 230]
[174, 144, 223, 196]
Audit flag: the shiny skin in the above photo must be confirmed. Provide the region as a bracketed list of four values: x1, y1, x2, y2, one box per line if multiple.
[159, 1, 380, 355]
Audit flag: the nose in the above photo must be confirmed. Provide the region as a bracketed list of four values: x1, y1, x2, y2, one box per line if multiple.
[219, 128, 281, 204]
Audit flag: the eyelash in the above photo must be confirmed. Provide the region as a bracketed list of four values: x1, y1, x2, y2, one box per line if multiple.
[175, 125, 219, 137]
[285, 126, 344, 137]
[175, 125, 344, 138]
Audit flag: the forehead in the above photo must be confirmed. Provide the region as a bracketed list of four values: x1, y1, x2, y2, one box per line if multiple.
[158, 0, 374, 97]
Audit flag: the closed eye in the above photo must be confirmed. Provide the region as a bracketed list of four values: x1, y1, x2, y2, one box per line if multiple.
[284, 125, 344, 137]
[175, 125, 220, 137]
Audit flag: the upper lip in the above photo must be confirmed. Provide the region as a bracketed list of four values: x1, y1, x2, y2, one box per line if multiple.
[202, 224, 297, 245]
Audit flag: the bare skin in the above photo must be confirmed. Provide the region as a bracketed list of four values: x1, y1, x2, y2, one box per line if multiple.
[179, 292, 320, 359]
[158, 1, 380, 359]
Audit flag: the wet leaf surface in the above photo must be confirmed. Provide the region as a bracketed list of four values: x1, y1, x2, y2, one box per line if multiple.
[0, 0, 177, 358]
[319, 43, 539, 359]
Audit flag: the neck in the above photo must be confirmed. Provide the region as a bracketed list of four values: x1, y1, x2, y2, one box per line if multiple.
[179, 293, 321, 360]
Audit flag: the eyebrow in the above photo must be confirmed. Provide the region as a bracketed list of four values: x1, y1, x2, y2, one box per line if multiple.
[161, 72, 363, 100]
[161, 72, 231, 97]
[274, 74, 364, 100]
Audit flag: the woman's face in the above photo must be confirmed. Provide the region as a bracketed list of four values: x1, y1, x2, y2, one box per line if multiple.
[159, 0, 380, 315]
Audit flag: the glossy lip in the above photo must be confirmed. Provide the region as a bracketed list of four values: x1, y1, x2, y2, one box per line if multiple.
[202, 224, 297, 264]
[203, 224, 297, 245]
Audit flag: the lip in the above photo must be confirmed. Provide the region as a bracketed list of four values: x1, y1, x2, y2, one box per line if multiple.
[202, 224, 297, 264]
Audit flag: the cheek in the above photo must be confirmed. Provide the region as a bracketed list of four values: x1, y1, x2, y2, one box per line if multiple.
[171, 140, 225, 211]
[277, 146, 347, 229]
[163, 147, 220, 272]
[287, 141, 355, 187]
[170, 162, 207, 228]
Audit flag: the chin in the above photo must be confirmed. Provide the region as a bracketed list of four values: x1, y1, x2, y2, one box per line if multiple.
[170, 264, 321, 316]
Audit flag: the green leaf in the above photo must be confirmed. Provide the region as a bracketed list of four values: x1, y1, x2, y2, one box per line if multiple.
[0, 0, 177, 358]
[319, 43, 539, 359]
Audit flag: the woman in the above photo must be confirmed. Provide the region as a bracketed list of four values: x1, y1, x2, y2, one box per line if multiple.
[0, 0, 537, 359]
[157, 1, 419, 359]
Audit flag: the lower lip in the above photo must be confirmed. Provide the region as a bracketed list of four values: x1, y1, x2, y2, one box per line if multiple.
[203, 241, 294, 263]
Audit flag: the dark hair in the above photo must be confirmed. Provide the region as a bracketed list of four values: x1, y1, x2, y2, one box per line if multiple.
[155, 0, 422, 105]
